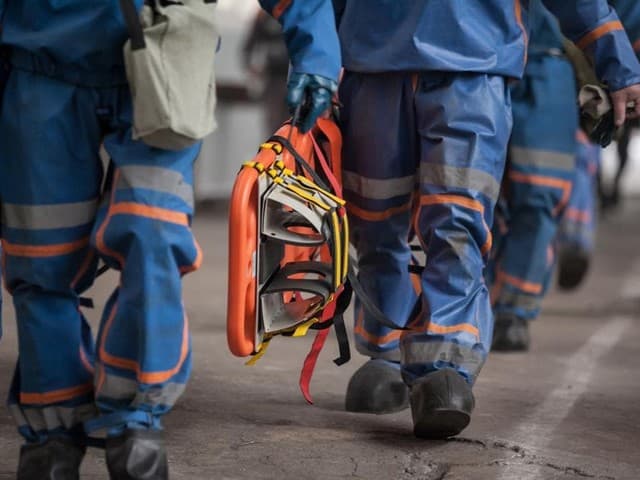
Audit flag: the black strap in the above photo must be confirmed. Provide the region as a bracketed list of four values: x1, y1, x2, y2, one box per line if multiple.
[332, 315, 351, 366]
[269, 135, 333, 194]
[119, 0, 146, 51]
[347, 259, 409, 331]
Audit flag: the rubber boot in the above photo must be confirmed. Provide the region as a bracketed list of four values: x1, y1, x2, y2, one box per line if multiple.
[557, 249, 590, 290]
[345, 359, 409, 414]
[17, 437, 86, 480]
[491, 314, 530, 352]
[106, 429, 168, 480]
[410, 368, 475, 439]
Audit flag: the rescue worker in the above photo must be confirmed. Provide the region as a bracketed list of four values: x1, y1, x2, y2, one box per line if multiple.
[556, 131, 601, 290]
[317, 0, 640, 439]
[602, 0, 640, 210]
[0, 1, 337, 479]
[489, 0, 579, 351]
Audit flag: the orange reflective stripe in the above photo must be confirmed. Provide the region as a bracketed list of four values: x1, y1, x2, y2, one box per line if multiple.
[576, 21, 624, 49]
[515, 0, 528, 66]
[100, 303, 190, 385]
[508, 171, 572, 216]
[71, 251, 96, 289]
[427, 322, 479, 338]
[139, 314, 189, 384]
[418, 194, 492, 255]
[347, 200, 412, 222]
[564, 207, 590, 223]
[2, 237, 89, 258]
[272, 0, 292, 19]
[95, 170, 126, 267]
[419, 194, 484, 214]
[497, 269, 542, 295]
[411, 73, 419, 93]
[79, 346, 95, 375]
[508, 171, 570, 190]
[20, 383, 93, 405]
[110, 203, 189, 226]
[353, 308, 402, 346]
[180, 239, 203, 274]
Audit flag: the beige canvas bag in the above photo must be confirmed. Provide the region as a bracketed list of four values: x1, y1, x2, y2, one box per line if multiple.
[120, 0, 219, 151]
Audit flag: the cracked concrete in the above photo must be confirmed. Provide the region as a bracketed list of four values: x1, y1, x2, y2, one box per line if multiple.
[0, 201, 639, 479]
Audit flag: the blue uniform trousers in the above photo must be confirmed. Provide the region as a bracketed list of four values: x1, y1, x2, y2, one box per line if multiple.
[557, 133, 600, 254]
[0, 69, 201, 442]
[489, 55, 577, 320]
[340, 71, 512, 384]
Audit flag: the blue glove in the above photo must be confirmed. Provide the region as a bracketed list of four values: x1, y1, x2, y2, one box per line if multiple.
[286, 72, 338, 133]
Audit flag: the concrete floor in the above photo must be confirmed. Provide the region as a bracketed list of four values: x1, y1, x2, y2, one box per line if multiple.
[0, 201, 639, 480]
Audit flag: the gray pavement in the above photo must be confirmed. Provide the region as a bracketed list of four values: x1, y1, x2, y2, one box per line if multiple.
[1, 201, 639, 479]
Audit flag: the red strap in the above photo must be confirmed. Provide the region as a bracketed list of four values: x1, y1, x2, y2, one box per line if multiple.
[310, 134, 342, 197]
[299, 297, 338, 404]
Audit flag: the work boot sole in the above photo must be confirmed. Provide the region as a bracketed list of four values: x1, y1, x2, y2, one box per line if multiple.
[413, 408, 471, 439]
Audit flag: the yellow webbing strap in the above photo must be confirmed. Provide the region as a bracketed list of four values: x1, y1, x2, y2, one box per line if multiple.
[245, 337, 272, 366]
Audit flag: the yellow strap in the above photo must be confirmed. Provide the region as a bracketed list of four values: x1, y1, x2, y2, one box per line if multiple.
[245, 338, 272, 366]
[292, 318, 319, 337]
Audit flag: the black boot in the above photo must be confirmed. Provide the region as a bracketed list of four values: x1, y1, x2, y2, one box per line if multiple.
[106, 429, 168, 480]
[17, 437, 86, 480]
[492, 314, 530, 352]
[557, 249, 590, 290]
[345, 359, 409, 414]
[410, 368, 475, 439]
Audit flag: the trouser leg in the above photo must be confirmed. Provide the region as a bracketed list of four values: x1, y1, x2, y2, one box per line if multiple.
[401, 72, 511, 385]
[491, 57, 578, 320]
[339, 72, 420, 363]
[0, 70, 103, 442]
[88, 87, 201, 435]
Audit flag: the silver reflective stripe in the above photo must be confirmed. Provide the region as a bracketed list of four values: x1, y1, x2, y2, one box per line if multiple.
[135, 383, 186, 407]
[420, 164, 500, 203]
[117, 166, 194, 208]
[343, 171, 415, 200]
[510, 146, 575, 171]
[10, 403, 97, 431]
[401, 340, 485, 382]
[99, 372, 185, 407]
[496, 290, 542, 311]
[2, 200, 98, 230]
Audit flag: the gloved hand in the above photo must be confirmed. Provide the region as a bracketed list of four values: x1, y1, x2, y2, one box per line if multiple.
[286, 72, 338, 133]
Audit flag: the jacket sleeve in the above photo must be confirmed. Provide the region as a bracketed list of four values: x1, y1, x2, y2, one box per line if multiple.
[542, 0, 640, 90]
[258, 0, 341, 82]
[610, 0, 640, 61]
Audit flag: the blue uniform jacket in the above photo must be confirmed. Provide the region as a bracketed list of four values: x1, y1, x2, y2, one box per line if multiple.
[611, 0, 640, 58]
[326, 0, 640, 90]
[0, 0, 342, 85]
[527, 0, 564, 55]
[0, 0, 144, 84]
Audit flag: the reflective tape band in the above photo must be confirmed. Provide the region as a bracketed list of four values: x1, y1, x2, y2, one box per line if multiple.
[401, 340, 485, 382]
[494, 290, 541, 312]
[420, 164, 500, 203]
[343, 171, 415, 200]
[2, 199, 98, 230]
[117, 166, 194, 208]
[510, 146, 575, 171]
[98, 371, 185, 407]
[9, 403, 97, 432]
